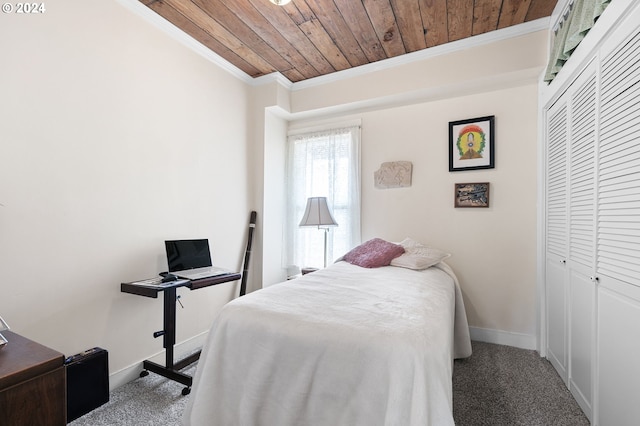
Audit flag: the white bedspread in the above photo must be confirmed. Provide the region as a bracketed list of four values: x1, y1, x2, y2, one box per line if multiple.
[183, 261, 472, 426]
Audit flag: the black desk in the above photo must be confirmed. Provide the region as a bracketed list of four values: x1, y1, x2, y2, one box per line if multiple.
[121, 273, 241, 395]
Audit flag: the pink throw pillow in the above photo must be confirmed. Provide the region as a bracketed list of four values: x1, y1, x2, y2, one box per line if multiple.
[343, 238, 405, 268]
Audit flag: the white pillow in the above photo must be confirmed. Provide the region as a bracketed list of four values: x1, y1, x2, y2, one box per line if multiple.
[390, 237, 450, 270]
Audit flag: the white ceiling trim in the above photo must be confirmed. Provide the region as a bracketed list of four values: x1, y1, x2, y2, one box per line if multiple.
[115, 0, 255, 84]
[282, 66, 544, 121]
[289, 17, 551, 91]
[117, 0, 549, 91]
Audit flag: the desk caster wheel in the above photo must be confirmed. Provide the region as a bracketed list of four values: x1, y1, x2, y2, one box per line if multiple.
[140, 370, 149, 378]
[182, 387, 191, 396]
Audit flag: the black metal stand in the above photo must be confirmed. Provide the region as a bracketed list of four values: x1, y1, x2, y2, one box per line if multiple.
[121, 273, 241, 395]
[141, 286, 194, 394]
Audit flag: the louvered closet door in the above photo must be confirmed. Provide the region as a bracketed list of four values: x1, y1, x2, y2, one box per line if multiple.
[568, 64, 597, 418]
[548, 100, 569, 259]
[570, 66, 597, 270]
[598, 28, 640, 286]
[597, 22, 640, 426]
[546, 98, 569, 381]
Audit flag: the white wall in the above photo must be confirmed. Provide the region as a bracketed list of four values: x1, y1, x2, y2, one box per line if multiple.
[245, 81, 291, 289]
[357, 86, 539, 340]
[0, 0, 251, 384]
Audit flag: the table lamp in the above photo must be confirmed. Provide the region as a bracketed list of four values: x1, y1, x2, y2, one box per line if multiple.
[299, 197, 338, 267]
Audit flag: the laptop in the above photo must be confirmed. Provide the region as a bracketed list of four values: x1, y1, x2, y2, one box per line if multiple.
[165, 239, 233, 280]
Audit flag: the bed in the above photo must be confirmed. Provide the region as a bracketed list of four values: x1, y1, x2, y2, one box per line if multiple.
[183, 242, 472, 426]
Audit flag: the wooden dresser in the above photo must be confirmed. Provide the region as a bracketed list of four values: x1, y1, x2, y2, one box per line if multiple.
[0, 330, 66, 425]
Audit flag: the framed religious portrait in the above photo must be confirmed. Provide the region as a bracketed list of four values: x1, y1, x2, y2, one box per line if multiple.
[449, 115, 495, 171]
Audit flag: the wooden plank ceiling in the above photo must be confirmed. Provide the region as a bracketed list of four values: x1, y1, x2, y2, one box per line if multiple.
[141, 0, 558, 83]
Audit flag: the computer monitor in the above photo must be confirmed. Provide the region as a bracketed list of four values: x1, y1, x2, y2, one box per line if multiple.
[165, 239, 212, 272]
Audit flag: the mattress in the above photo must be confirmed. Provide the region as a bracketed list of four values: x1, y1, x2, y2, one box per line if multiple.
[183, 261, 472, 426]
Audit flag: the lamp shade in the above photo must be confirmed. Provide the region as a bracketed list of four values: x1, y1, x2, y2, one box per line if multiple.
[299, 197, 338, 228]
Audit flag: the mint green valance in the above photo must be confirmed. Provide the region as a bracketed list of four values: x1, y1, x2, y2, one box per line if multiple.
[544, 0, 611, 83]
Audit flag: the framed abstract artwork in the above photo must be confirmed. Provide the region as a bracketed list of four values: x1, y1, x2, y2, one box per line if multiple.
[449, 115, 495, 171]
[454, 182, 490, 208]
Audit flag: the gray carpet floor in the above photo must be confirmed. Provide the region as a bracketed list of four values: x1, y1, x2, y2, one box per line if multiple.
[453, 342, 589, 425]
[70, 341, 589, 425]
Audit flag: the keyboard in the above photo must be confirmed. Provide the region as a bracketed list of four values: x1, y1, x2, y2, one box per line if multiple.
[131, 276, 183, 286]
[173, 266, 233, 280]
[135, 277, 164, 285]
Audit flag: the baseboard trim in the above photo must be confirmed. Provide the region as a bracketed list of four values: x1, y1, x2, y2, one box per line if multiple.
[469, 326, 537, 351]
[569, 379, 593, 422]
[109, 331, 209, 391]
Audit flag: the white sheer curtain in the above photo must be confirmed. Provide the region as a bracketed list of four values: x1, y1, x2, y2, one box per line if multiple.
[284, 126, 361, 272]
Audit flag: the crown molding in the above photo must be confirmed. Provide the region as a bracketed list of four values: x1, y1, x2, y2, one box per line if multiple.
[288, 17, 550, 90]
[251, 72, 294, 90]
[115, 0, 254, 84]
[118, 0, 549, 91]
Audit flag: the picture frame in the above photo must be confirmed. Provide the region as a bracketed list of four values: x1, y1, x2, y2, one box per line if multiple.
[0, 316, 9, 348]
[449, 115, 495, 171]
[454, 182, 490, 208]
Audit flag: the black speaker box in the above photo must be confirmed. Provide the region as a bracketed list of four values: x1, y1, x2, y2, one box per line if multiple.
[65, 347, 109, 423]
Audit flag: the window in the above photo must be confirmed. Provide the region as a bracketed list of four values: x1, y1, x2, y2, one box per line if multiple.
[284, 125, 361, 272]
